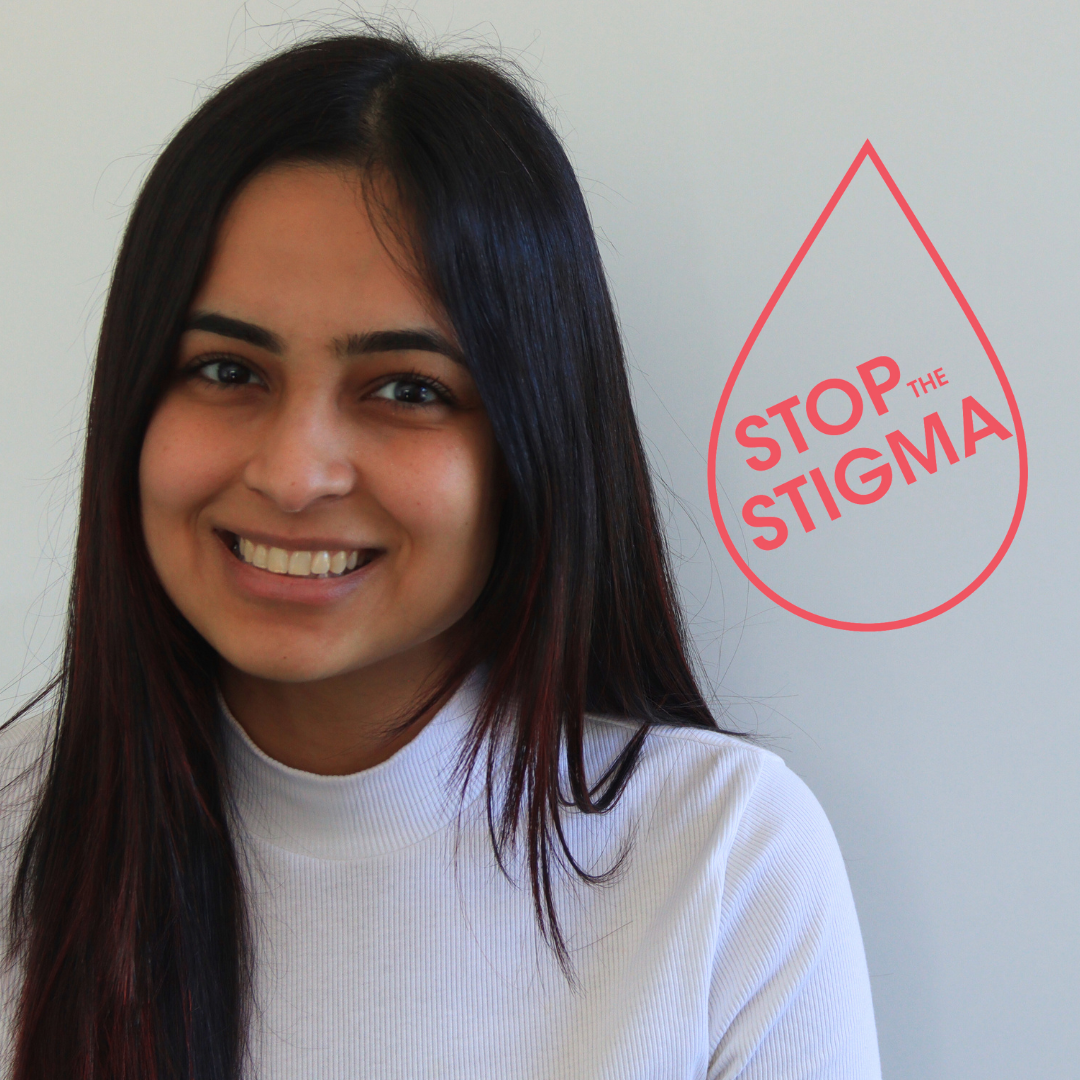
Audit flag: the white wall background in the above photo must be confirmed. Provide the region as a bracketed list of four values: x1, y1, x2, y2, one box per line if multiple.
[2, 2, 1077, 1076]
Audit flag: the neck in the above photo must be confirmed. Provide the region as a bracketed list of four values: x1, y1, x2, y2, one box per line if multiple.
[218, 638, 459, 775]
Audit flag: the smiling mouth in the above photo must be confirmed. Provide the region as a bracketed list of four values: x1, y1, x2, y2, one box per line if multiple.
[221, 531, 378, 579]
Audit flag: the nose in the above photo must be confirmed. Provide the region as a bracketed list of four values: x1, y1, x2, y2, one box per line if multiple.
[242, 391, 356, 513]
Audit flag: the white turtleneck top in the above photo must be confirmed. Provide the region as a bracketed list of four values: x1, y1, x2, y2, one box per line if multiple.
[0, 682, 881, 1078]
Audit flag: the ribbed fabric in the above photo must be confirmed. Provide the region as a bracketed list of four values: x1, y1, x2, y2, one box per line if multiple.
[0, 686, 882, 1079]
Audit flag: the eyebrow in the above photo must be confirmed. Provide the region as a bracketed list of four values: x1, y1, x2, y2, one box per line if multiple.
[185, 312, 284, 353]
[184, 312, 464, 365]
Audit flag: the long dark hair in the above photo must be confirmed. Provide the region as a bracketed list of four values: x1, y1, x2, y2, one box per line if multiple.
[5, 32, 725, 1079]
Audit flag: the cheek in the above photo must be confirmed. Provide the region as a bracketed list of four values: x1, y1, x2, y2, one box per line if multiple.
[371, 430, 499, 580]
[139, 398, 240, 542]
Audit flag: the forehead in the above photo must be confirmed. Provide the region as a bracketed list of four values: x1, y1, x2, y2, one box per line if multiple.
[194, 164, 438, 335]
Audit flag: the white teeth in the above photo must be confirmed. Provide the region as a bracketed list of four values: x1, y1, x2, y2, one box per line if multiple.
[234, 535, 364, 578]
[267, 547, 289, 574]
[287, 550, 312, 576]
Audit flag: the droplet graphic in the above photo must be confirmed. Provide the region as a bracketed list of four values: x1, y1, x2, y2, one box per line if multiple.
[708, 141, 1027, 631]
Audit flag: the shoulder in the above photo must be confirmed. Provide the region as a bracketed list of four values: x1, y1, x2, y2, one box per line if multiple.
[585, 716, 854, 937]
[583, 716, 880, 1078]
[583, 715, 824, 863]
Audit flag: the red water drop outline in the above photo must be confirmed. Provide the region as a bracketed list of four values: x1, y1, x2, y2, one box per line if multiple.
[707, 140, 1028, 632]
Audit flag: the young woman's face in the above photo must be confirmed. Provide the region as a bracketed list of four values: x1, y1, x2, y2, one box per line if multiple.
[140, 164, 501, 684]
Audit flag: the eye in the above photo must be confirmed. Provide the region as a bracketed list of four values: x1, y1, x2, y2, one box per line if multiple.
[196, 358, 266, 387]
[372, 377, 448, 406]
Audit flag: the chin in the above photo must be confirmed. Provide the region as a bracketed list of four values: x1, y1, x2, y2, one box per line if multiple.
[207, 612, 465, 687]
[214, 637, 366, 684]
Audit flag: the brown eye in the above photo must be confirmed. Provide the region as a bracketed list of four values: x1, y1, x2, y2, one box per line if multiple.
[373, 377, 447, 405]
[198, 359, 265, 387]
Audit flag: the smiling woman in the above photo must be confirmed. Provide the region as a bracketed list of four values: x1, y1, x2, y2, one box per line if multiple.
[0, 30, 879, 1080]
[141, 165, 503, 764]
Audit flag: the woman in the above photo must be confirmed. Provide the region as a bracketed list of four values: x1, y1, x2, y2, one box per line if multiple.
[0, 31, 880, 1080]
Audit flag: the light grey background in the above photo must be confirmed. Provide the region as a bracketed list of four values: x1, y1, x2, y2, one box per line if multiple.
[2, 3, 1077, 1077]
